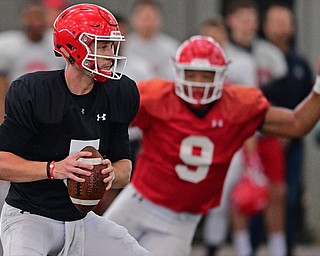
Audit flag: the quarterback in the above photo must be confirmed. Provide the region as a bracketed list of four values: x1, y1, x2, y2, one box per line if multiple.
[0, 4, 150, 256]
[104, 35, 320, 256]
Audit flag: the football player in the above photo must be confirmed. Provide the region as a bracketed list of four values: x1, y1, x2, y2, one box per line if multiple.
[0, 4, 150, 256]
[103, 35, 320, 256]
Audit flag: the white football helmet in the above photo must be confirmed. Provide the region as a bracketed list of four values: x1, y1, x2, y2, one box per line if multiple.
[174, 35, 227, 105]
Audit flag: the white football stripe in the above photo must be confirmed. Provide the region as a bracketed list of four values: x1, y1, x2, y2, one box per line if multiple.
[69, 197, 100, 206]
[77, 157, 102, 165]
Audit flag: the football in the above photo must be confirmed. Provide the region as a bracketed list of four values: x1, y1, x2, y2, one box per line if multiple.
[67, 146, 107, 213]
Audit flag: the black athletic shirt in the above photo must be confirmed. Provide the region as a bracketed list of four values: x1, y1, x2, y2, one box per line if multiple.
[0, 70, 139, 221]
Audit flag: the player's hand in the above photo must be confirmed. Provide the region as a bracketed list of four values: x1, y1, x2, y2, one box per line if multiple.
[53, 152, 94, 182]
[101, 158, 114, 191]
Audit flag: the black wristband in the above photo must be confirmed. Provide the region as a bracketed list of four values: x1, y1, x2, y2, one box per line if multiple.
[46, 161, 51, 179]
[46, 161, 55, 180]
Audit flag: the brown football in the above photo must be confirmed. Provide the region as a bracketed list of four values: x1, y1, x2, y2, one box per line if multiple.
[67, 146, 107, 213]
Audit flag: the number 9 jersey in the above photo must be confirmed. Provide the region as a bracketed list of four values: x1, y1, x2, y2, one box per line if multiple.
[131, 79, 270, 214]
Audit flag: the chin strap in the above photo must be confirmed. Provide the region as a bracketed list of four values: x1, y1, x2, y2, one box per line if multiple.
[56, 44, 75, 64]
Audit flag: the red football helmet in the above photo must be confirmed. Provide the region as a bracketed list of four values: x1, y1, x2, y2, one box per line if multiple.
[174, 35, 227, 105]
[53, 4, 126, 82]
[230, 152, 270, 216]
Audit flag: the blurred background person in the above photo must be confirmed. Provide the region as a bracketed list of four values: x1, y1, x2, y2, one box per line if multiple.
[42, 0, 70, 31]
[114, 14, 154, 84]
[262, 3, 314, 256]
[224, 1, 288, 255]
[199, 17, 229, 49]
[199, 16, 257, 86]
[0, 0, 66, 123]
[123, 0, 180, 80]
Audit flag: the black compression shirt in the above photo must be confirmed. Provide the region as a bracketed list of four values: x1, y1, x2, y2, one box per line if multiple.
[0, 70, 139, 221]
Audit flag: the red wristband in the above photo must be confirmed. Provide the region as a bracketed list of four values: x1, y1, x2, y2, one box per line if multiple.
[46, 161, 55, 180]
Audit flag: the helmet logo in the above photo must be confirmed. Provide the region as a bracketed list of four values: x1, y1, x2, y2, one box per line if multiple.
[111, 31, 121, 37]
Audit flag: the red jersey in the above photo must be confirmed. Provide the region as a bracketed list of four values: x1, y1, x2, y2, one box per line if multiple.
[132, 79, 270, 214]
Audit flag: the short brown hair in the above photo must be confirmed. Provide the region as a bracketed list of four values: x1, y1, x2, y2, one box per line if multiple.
[132, 0, 162, 12]
[225, 0, 259, 15]
[201, 16, 227, 31]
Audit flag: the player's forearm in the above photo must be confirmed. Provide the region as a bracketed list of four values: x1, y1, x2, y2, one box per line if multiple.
[111, 159, 132, 188]
[291, 91, 320, 136]
[0, 152, 47, 182]
[263, 91, 320, 137]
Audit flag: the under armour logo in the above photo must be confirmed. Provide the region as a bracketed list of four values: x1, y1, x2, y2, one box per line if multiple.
[212, 119, 224, 128]
[97, 113, 107, 121]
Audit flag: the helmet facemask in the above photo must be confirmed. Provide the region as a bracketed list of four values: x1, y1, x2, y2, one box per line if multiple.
[174, 36, 227, 106]
[79, 31, 127, 81]
[174, 63, 226, 105]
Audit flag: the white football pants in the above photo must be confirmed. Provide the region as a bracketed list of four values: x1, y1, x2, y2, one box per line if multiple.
[104, 183, 202, 256]
[203, 149, 244, 246]
[1, 202, 151, 256]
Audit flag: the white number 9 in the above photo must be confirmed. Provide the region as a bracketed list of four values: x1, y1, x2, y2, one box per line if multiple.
[176, 136, 214, 183]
